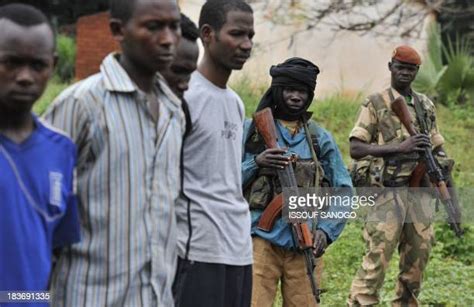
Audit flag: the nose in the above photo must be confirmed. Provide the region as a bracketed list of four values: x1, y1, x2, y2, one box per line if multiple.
[290, 95, 302, 103]
[159, 27, 178, 48]
[240, 37, 253, 52]
[16, 66, 34, 87]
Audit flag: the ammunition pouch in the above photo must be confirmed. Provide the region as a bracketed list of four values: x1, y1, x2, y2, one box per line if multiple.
[434, 151, 455, 178]
[245, 159, 326, 210]
[349, 157, 384, 187]
[382, 152, 419, 187]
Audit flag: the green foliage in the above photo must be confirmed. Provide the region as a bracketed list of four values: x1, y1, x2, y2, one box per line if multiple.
[438, 36, 474, 106]
[33, 78, 69, 115]
[309, 93, 362, 163]
[413, 24, 474, 106]
[55, 35, 76, 83]
[413, 24, 447, 100]
[435, 105, 474, 188]
[434, 224, 474, 265]
[231, 76, 267, 116]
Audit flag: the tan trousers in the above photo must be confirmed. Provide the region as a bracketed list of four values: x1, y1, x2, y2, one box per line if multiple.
[251, 237, 323, 307]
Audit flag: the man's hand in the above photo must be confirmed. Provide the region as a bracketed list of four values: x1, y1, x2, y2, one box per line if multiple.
[312, 230, 328, 258]
[399, 134, 431, 154]
[255, 148, 290, 169]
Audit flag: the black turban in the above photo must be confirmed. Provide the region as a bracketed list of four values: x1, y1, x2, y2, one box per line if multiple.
[255, 57, 319, 121]
[244, 57, 320, 153]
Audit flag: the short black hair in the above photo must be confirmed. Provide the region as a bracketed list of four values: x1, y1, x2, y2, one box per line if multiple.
[0, 3, 51, 29]
[199, 0, 253, 32]
[181, 13, 199, 42]
[109, 0, 136, 23]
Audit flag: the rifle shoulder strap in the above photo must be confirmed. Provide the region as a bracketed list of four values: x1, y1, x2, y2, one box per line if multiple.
[412, 93, 428, 134]
[303, 120, 322, 188]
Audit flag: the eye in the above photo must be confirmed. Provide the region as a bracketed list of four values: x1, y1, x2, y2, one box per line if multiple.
[31, 60, 48, 72]
[230, 30, 245, 37]
[170, 21, 180, 31]
[0, 57, 21, 69]
[145, 21, 162, 31]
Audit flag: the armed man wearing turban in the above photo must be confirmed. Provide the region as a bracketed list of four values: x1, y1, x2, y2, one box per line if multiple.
[242, 58, 352, 307]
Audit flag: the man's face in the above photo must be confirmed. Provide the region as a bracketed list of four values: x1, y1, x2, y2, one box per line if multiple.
[389, 60, 419, 89]
[207, 10, 254, 71]
[283, 87, 309, 112]
[161, 38, 199, 99]
[0, 19, 55, 114]
[119, 0, 181, 73]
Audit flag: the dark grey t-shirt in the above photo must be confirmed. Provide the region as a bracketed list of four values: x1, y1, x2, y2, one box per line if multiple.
[176, 71, 252, 265]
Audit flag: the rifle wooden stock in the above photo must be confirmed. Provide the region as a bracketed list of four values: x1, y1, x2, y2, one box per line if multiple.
[298, 222, 314, 248]
[257, 193, 283, 232]
[409, 162, 427, 187]
[391, 96, 417, 136]
[253, 108, 279, 149]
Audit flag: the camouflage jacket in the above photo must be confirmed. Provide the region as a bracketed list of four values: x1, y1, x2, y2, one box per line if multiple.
[349, 87, 445, 186]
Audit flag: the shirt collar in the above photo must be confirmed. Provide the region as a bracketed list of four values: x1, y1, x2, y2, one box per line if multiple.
[101, 53, 139, 93]
[391, 87, 415, 106]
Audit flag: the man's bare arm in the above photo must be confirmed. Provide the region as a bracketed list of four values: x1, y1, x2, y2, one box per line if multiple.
[350, 135, 431, 159]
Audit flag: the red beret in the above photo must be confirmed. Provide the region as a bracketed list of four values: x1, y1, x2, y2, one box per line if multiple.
[391, 45, 421, 65]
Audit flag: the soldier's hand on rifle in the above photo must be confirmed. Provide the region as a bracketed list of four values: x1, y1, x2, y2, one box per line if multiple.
[312, 229, 328, 258]
[399, 134, 431, 154]
[255, 148, 290, 169]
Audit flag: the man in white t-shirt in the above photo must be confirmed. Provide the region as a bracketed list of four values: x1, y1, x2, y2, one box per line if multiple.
[173, 1, 255, 306]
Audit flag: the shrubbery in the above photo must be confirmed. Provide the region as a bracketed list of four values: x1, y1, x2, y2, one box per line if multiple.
[55, 34, 76, 83]
[413, 24, 474, 106]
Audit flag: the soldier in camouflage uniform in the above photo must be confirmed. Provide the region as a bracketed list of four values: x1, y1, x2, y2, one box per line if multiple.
[347, 45, 450, 306]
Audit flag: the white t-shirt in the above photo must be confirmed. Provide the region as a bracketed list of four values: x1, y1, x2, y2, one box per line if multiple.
[176, 71, 252, 265]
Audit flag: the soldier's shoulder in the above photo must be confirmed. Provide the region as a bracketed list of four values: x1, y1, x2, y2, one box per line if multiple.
[363, 90, 389, 109]
[414, 91, 436, 110]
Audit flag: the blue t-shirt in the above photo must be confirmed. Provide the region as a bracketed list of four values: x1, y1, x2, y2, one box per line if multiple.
[0, 116, 81, 306]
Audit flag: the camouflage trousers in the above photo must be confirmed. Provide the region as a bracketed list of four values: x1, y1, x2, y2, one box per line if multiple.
[251, 237, 323, 307]
[348, 190, 435, 306]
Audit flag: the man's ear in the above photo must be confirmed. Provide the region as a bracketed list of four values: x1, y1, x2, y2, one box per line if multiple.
[109, 18, 125, 42]
[388, 61, 393, 71]
[200, 24, 214, 46]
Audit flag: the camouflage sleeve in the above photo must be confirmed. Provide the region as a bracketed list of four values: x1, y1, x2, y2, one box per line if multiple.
[349, 98, 377, 143]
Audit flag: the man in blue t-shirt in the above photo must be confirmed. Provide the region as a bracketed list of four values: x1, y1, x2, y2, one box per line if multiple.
[0, 4, 80, 306]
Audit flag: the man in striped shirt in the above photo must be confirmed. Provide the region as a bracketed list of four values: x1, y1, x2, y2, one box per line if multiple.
[43, 0, 184, 306]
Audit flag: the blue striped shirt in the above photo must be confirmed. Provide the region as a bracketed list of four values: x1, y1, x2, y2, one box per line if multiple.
[43, 53, 185, 307]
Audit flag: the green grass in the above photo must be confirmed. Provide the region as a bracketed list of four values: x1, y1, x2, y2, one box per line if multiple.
[37, 78, 474, 306]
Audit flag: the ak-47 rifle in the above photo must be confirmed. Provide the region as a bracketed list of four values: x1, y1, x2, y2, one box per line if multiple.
[391, 96, 463, 237]
[253, 107, 321, 303]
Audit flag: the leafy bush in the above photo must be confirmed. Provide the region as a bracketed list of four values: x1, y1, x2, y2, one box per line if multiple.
[413, 24, 474, 106]
[55, 34, 76, 83]
[435, 224, 474, 265]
